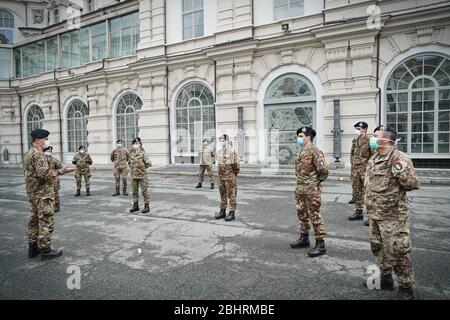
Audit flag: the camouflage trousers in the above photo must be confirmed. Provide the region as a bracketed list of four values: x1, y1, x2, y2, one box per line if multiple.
[198, 165, 214, 184]
[351, 165, 366, 210]
[369, 218, 414, 288]
[54, 178, 60, 204]
[131, 176, 150, 204]
[75, 172, 91, 189]
[295, 188, 326, 240]
[27, 198, 54, 250]
[114, 167, 128, 188]
[219, 178, 237, 211]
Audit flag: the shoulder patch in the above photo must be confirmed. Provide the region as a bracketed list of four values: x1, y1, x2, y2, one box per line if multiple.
[394, 162, 403, 171]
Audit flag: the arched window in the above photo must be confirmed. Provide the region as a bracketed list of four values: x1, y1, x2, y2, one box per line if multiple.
[0, 10, 14, 44]
[26, 104, 44, 148]
[175, 82, 215, 157]
[67, 99, 89, 152]
[116, 92, 143, 149]
[386, 54, 450, 155]
[2, 148, 9, 162]
[264, 73, 316, 164]
[53, 9, 60, 24]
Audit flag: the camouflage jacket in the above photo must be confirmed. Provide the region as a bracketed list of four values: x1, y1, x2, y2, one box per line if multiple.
[351, 133, 373, 169]
[23, 146, 63, 200]
[365, 149, 420, 221]
[128, 147, 152, 179]
[217, 145, 240, 180]
[111, 148, 129, 169]
[295, 144, 329, 190]
[198, 145, 215, 165]
[46, 154, 63, 190]
[72, 152, 93, 174]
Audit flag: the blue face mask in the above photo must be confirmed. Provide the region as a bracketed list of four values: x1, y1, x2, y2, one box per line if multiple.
[369, 136, 378, 150]
[297, 137, 305, 147]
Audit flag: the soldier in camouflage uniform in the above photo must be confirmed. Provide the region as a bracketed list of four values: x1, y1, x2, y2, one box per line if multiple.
[215, 134, 240, 222]
[72, 145, 93, 196]
[365, 125, 420, 300]
[128, 137, 152, 214]
[111, 138, 130, 196]
[290, 126, 329, 258]
[195, 138, 215, 189]
[24, 129, 75, 260]
[44, 146, 63, 212]
[348, 121, 373, 226]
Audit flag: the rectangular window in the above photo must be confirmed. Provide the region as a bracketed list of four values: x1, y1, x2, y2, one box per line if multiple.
[14, 48, 21, 78]
[91, 22, 106, 61]
[0, 29, 13, 44]
[61, 30, 80, 68]
[110, 12, 140, 58]
[80, 27, 90, 64]
[274, 0, 304, 21]
[0, 48, 11, 79]
[183, 0, 204, 40]
[86, 0, 96, 13]
[46, 36, 58, 71]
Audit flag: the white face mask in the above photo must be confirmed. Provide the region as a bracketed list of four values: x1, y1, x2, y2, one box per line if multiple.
[218, 141, 225, 148]
[133, 144, 140, 149]
[44, 151, 52, 156]
[355, 129, 361, 135]
[202, 141, 207, 146]
[80, 150, 85, 154]
[117, 144, 123, 148]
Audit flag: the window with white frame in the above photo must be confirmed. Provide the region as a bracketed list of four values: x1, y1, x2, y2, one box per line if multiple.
[110, 12, 140, 58]
[0, 10, 14, 44]
[386, 54, 450, 155]
[26, 104, 44, 148]
[182, 0, 204, 40]
[61, 30, 80, 68]
[67, 99, 89, 152]
[0, 48, 11, 79]
[86, 0, 96, 13]
[116, 92, 143, 149]
[274, 0, 304, 21]
[175, 82, 215, 155]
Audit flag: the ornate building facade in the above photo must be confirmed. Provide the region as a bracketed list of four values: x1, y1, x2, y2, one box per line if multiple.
[1, 0, 450, 168]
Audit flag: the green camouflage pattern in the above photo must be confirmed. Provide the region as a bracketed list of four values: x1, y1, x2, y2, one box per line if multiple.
[111, 147, 129, 187]
[217, 146, 240, 180]
[198, 145, 215, 165]
[27, 198, 54, 250]
[295, 144, 328, 191]
[198, 165, 214, 183]
[128, 147, 151, 179]
[219, 179, 237, 211]
[131, 176, 150, 203]
[350, 133, 373, 210]
[46, 154, 63, 204]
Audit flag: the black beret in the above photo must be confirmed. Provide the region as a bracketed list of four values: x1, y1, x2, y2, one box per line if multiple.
[43, 146, 53, 151]
[377, 125, 397, 136]
[132, 137, 142, 144]
[354, 121, 368, 129]
[78, 145, 85, 150]
[30, 129, 49, 139]
[116, 139, 123, 143]
[296, 126, 316, 137]
[220, 134, 229, 141]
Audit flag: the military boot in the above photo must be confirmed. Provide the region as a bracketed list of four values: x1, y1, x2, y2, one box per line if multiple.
[28, 243, 40, 258]
[40, 248, 63, 260]
[364, 217, 370, 227]
[122, 187, 128, 196]
[195, 182, 202, 188]
[290, 233, 310, 248]
[141, 203, 150, 214]
[307, 240, 326, 258]
[74, 189, 81, 197]
[210, 183, 214, 189]
[129, 202, 139, 213]
[225, 211, 235, 221]
[54, 202, 60, 213]
[112, 187, 120, 196]
[380, 274, 394, 290]
[86, 188, 91, 196]
[348, 197, 355, 204]
[348, 209, 363, 221]
[215, 208, 226, 219]
[397, 286, 416, 300]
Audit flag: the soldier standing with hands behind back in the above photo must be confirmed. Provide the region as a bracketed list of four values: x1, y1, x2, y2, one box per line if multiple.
[348, 121, 373, 226]
[24, 129, 75, 260]
[128, 137, 152, 214]
[195, 138, 215, 189]
[72, 145, 93, 197]
[111, 138, 130, 196]
[290, 126, 329, 258]
[365, 125, 420, 300]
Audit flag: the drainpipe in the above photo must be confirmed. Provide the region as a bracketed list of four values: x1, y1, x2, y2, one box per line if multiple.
[166, 65, 171, 164]
[213, 59, 217, 143]
[18, 92, 24, 162]
[376, 33, 381, 125]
